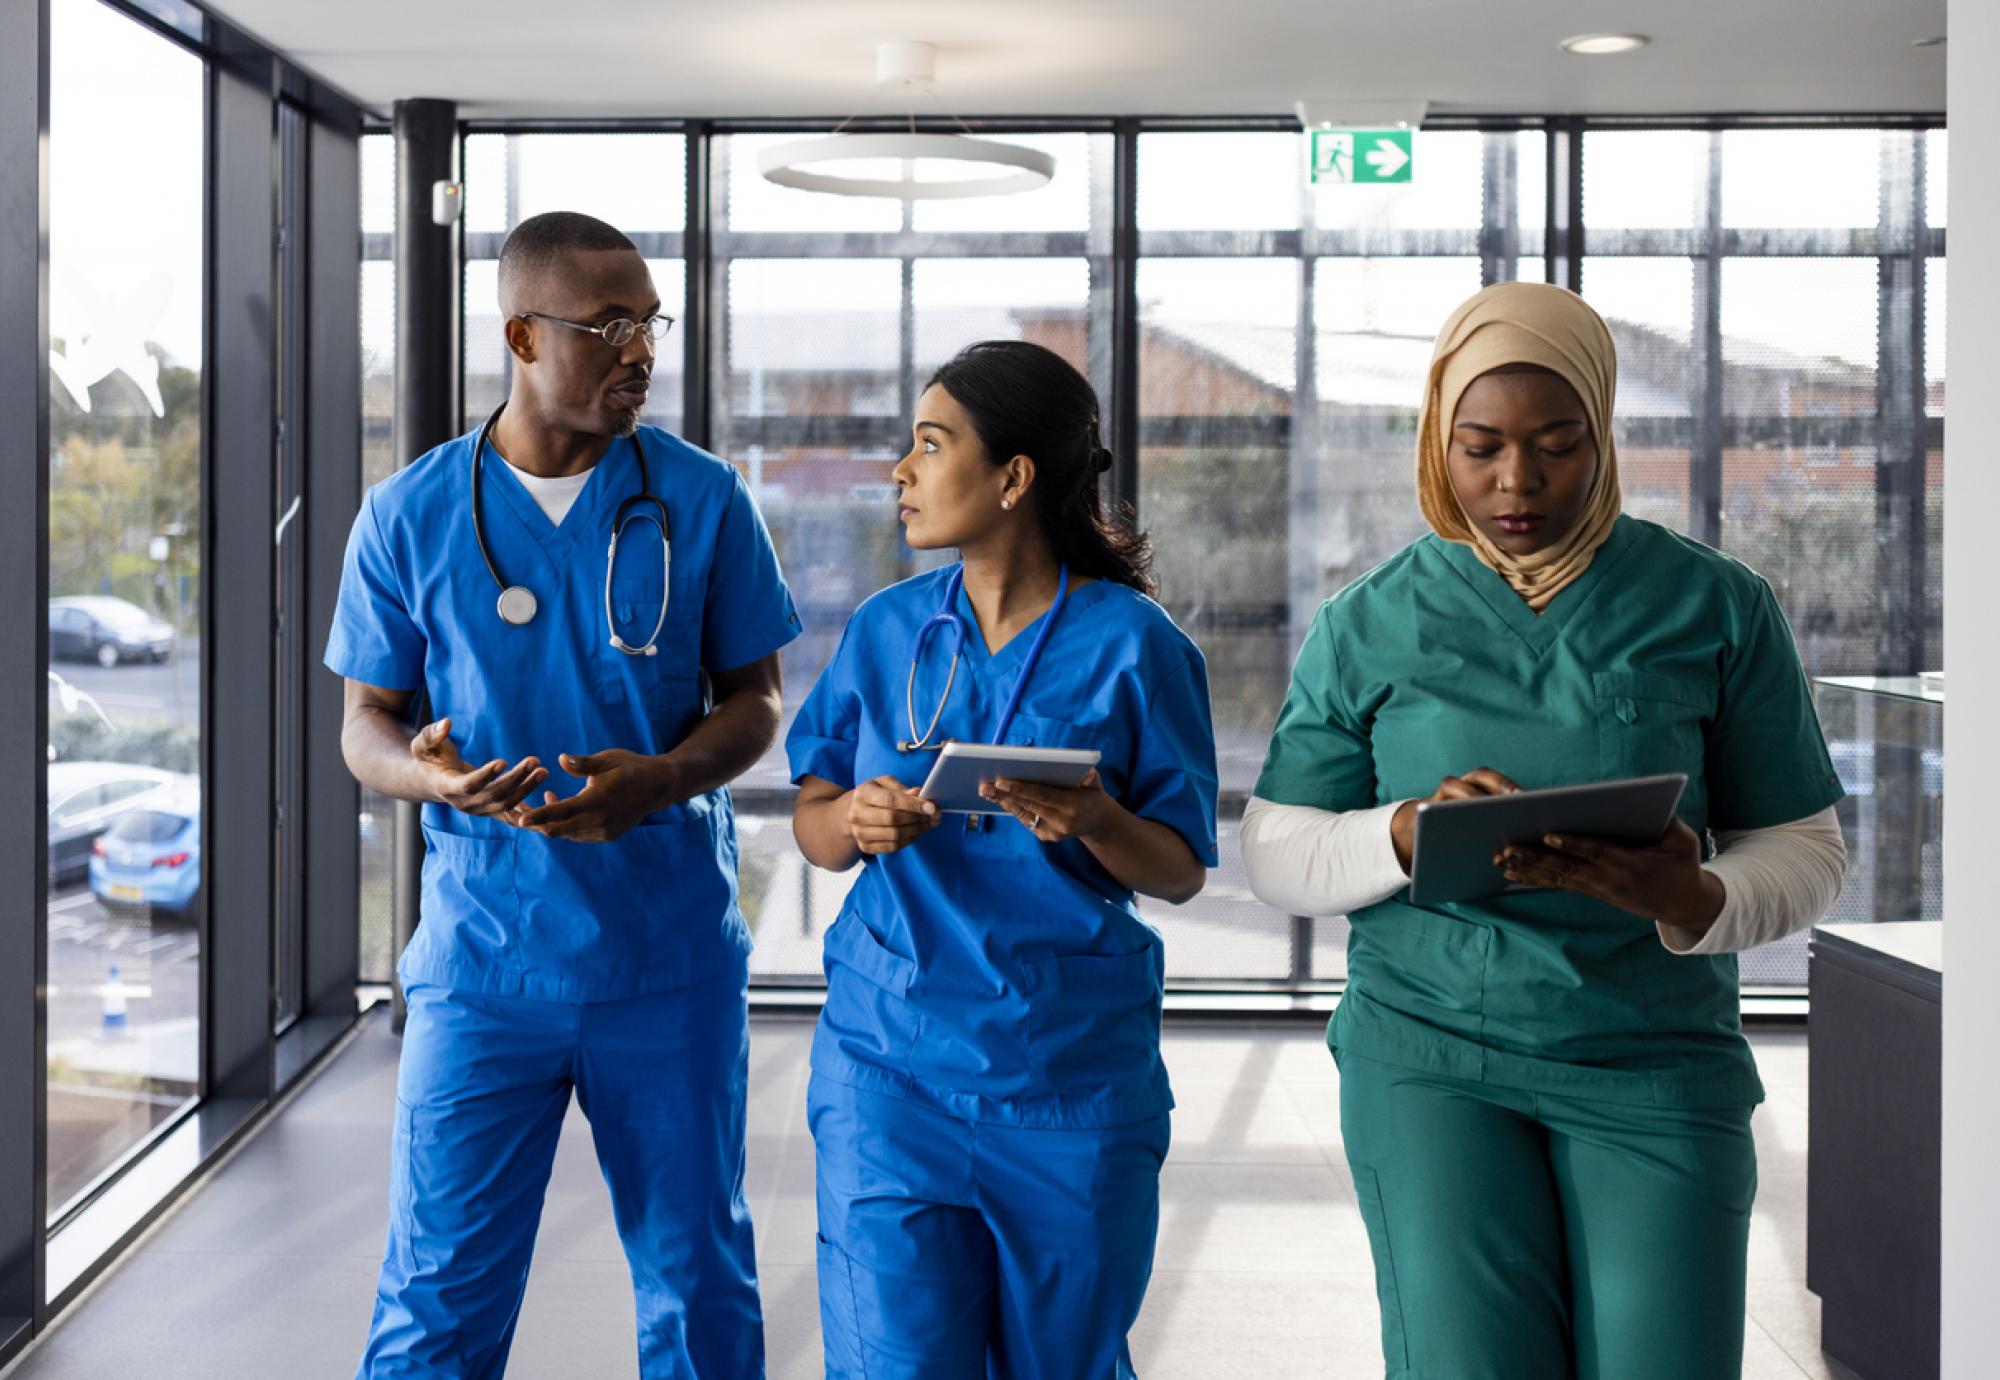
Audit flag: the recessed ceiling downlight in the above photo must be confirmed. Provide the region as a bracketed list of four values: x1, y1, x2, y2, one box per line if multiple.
[1559, 33, 1650, 56]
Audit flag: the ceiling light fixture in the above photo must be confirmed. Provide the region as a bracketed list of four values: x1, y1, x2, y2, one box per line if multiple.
[1558, 33, 1650, 56]
[758, 41, 1056, 201]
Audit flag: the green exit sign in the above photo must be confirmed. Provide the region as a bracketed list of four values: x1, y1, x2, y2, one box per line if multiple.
[1310, 128, 1414, 185]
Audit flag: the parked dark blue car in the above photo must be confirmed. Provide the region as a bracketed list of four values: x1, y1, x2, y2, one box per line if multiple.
[49, 596, 175, 668]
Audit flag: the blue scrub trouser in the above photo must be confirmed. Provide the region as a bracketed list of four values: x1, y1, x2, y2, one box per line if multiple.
[1336, 1050, 1756, 1380]
[808, 1075, 1170, 1380]
[356, 969, 764, 1379]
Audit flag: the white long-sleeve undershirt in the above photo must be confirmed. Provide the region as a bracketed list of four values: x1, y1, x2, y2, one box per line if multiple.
[1239, 796, 1846, 956]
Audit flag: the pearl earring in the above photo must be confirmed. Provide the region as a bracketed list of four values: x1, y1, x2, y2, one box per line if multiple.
[1001, 499, 1013, 510]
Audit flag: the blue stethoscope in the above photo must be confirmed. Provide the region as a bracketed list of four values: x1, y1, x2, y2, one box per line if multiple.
[898, 563, 1070, 753]
[471, 403, 672, 657]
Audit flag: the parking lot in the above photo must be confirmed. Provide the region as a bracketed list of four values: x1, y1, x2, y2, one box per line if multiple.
[48, 635, 200, 725]
[45, 882, 200, 1210]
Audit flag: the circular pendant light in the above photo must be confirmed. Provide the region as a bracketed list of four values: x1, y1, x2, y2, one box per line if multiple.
[758, 132, 1055, 200]
[758, 41, 1057, 201]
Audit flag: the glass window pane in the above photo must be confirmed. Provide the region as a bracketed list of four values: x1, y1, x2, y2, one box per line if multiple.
[1926, 129, 1947, 228]
[1137, 257, 1294, 977]
[460, 134, 687, 433]
[46, 0, 204, 1216]
[361, 129, 396, 237]
[1583, 130, 1707, 231]
[1580, 257, 1697, 533]
[466, 132, 687, 235]
[726, 258, 904, 416]
[1139, 132, 1300, 232]
[912, 258, 1092, 370]
[1311, 256, 1481, 579]
[1720, 257, 1879, 397]
[1514, 129, 1548, 244]
[359, 133, 397, 985]
[911, 134, 1096, 234]
[1718, 257, 1880, 677]
[1722, 129, 1882, 229]
[1926, 257, 1946, 417]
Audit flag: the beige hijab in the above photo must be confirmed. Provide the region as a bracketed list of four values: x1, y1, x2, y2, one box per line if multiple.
[1416, 281, 1623, 611]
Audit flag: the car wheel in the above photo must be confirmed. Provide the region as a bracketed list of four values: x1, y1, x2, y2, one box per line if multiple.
[96, 641, 120, 669]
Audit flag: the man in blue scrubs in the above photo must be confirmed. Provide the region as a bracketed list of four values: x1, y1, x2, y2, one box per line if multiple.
[327, 211, 800, 1378]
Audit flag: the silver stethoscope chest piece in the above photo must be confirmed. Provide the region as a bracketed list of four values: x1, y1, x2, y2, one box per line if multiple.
[496, 585, 539, 626]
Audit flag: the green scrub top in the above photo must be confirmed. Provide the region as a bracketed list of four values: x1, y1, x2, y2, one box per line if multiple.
[1255, 516, 1844, 1108]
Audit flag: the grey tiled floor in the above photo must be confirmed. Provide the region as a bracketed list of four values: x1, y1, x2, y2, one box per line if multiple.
[1, 1015, 1834, 1379]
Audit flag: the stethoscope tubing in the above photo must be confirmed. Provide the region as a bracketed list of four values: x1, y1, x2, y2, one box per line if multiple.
[900, 563, 1070, 752]
[472, 403, 672, 656]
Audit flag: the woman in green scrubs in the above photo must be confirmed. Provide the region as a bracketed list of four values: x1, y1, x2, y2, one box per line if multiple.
[1244, 282, 1846, 1379]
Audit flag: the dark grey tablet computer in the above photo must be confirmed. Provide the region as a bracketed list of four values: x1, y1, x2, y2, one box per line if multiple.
[1406, 773, 1689, 907]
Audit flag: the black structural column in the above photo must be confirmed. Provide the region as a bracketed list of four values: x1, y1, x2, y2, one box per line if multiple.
[1688, 131, 1726, 549]
[391, 99, 460, 1027]
[303, 101, 364, 1020]
[0, 0, 50, 1357]
[206, 31, 280, 1102]
[1107, 119, 1141, 519]
[682, 123, 712, 451]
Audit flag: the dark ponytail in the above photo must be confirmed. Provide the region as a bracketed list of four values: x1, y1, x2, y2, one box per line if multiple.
[925, 340, 1156, 597]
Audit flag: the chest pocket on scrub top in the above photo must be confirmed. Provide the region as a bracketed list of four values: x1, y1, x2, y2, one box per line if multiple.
[1592, 670, 1714, 822]
[604, 575, 700, 707]
[1000, 712, 1125, 794]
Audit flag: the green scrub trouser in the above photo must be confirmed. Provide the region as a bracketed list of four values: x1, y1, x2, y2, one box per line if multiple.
[1336, 1050, 1757, 1380]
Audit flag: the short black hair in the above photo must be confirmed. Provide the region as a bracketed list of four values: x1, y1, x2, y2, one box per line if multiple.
[497, 211, 638, 315]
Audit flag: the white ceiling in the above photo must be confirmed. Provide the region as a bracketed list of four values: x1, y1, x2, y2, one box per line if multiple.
[206, 0, 1947, 120]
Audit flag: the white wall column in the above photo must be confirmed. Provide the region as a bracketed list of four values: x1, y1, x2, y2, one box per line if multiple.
[1941, 2, 1999, 1372]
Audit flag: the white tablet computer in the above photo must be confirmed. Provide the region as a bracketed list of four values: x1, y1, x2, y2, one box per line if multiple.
[1407, 773, 1688, 907]
[917, 742, 1102, 815]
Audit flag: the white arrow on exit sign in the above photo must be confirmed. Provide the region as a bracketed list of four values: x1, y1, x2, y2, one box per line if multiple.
[1365, 140, 1410, 179]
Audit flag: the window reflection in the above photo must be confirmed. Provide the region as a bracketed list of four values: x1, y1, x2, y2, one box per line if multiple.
[46, 0, 205, 1217]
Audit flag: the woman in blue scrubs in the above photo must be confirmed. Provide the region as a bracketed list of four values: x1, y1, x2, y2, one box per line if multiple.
[788, 341, 1221, 1379]
[1244, 282, 1848, 1379]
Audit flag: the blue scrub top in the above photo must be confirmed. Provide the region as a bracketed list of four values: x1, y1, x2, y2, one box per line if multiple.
[787, 567, 1221, 1129]
[325, 424, 801, 1003]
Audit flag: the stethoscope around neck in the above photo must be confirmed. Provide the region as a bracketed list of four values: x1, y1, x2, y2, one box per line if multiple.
[898, 562, 1071, 753]
[471, 403, 672, 657]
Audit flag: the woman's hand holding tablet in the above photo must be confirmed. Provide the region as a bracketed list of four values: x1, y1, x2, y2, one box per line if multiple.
[1390, 766, 1524, 873]
[844, 776, 942, 856]
[1497, 814, 1724, 932]
[979, 769, 1114, 844]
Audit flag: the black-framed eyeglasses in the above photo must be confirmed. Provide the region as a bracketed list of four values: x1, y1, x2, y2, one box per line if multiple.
[518, 311, 676, 348]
